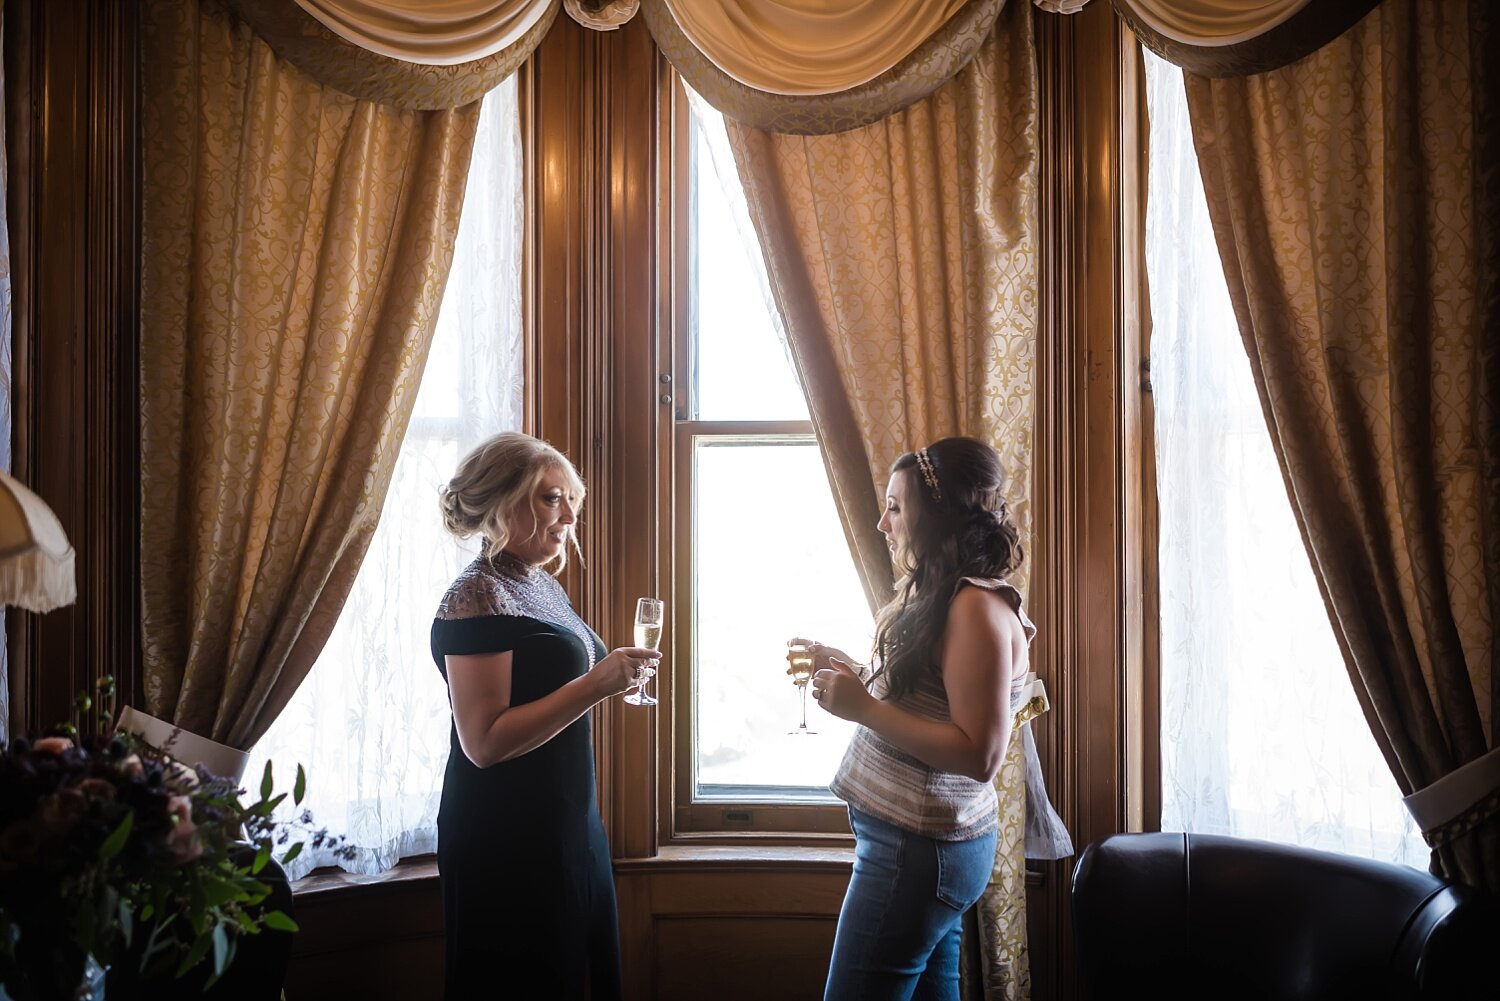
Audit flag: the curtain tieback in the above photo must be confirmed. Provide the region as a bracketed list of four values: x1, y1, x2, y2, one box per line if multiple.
[1012, 672, 1049, 727]
[1403, 746, 1500, 849]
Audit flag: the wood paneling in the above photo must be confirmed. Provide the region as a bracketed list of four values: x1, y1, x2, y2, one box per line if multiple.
[1032, 4, 1148, 999]
[4, 0, 142, 739]
[654, 918, 836, 1001]
[286, 865, 445, 1000]
[616, 851, 850, 1000]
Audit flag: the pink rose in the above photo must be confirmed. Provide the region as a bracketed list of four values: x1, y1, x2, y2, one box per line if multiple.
[165, 795, 202, 862]
[31, 736, 74, 755]
[117, 754, 144, 779]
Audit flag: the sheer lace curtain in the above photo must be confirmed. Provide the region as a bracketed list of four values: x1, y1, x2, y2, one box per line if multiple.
[684, 85, 800, 389]
[245, 76, 524, 879]
[1144, 52, 1426, 867]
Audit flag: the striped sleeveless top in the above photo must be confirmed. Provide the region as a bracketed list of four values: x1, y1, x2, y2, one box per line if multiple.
[829, 576, 1037, 841]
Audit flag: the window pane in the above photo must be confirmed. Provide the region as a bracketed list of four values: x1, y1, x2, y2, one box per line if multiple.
[1145, 52, 1426, 867]
[693, 439, 873, 798]
[688, 92, 808, 422]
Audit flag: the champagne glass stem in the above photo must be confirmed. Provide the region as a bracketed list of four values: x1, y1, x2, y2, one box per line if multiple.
[800, 685, 809, 731]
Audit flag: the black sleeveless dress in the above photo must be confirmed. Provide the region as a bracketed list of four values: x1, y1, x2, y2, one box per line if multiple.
[430, 554, 622, 1000]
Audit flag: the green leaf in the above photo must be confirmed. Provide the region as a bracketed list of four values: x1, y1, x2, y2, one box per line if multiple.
[261, 910, 299, 933]
[250, 792, 287, 817]
[201, 875, 247, 908]
[251, 843, 271, 875]
[259, 760, 274, 801]
[280, 842, 303, 866]
[176, 930, 212, 979]
[118, 899, 134, 949]
[212, 924, 229, 977]
[100, 810, 134, 860]
[294, 763, 307, 806]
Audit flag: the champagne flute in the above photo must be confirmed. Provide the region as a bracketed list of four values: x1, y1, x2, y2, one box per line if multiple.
[625, 597, 663, 707]
[785, 641, 817, 735]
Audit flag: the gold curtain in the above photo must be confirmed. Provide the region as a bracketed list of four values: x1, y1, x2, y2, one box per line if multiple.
[140, 0, 480, 750]
[1186, 0, 1498, 889]
[727, 2, 1039, 994]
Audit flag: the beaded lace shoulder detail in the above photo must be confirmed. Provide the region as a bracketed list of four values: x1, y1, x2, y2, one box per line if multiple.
[434, 554, 600, 662]
[436, 558, 523, 621]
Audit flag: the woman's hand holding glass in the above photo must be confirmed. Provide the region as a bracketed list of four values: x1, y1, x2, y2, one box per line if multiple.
[626, 597, 664, 706]
[809, 657, 873, 723]
[788, 636, 873, 723]
[786, 637, 862, 680]
[591, 647, 658, 700]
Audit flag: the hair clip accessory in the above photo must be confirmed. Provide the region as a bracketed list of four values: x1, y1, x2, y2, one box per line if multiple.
[915, 448, 942, 502]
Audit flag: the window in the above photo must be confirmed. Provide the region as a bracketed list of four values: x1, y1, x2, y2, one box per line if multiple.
[669, 87, 873, 837]
[245, 78, 525, 877]
[1144, 52, 1425, 866]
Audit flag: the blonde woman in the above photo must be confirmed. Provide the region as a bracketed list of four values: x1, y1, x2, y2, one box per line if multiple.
[432, 432, 655, 1000]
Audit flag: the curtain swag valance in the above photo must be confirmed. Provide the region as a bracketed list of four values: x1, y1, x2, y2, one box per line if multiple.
[1113, 0, 1381, 76]
[224, 0, 557, 108]
[228, 0, 1012, 126]
[292, 0, 552, 65]
[661, 0, 970, 97]
[642, 0, 1006, 135]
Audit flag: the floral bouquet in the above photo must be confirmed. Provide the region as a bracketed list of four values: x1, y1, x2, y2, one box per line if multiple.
[0, 677, 350, 1000]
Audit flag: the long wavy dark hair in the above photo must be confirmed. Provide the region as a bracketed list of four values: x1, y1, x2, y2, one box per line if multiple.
[872, 437, 1023, 700]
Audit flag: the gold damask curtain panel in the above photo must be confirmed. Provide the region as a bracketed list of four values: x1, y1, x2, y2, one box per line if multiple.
[1185, 0, 1498, 889]
[727, 4, 1040, 994]
[641, 0, 1006, 134]
[140, 0, 480, 749]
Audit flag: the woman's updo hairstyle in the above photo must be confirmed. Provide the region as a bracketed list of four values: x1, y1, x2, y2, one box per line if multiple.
[439, 431, 586, 570]
[875, 436, 1023, 699]
[890, 436, 1022, 582]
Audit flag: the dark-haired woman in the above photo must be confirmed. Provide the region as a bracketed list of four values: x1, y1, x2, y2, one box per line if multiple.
[805, 436, 1039, 1001]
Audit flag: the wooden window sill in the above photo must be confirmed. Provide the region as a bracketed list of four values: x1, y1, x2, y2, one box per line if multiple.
[291, 856, 440, 900]
[291, 844, 858, 900]
[291, 845, 1049, 898]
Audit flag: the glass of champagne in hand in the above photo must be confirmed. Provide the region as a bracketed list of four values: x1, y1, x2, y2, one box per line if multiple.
[785, 641, 817, 735]
[625, 597, 663, 707]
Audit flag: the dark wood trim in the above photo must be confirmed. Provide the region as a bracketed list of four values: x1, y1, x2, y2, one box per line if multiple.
[4, 0, 142, 739]
[1032, 14, 1082, 998]
[600, 17, 664, 862]
[528, 17, 665, 857]
[1034, 4, 1145, 998]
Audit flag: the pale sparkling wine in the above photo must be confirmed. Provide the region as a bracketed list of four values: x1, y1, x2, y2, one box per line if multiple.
[635, 623, 662, 650]
[786, 646, 815, 686]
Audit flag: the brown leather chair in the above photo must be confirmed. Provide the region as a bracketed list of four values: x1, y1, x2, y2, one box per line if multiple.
[1071, 832, 1499, 1001]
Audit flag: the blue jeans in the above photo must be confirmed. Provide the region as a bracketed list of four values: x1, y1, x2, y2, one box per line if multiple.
[824, 808, 998, 1001]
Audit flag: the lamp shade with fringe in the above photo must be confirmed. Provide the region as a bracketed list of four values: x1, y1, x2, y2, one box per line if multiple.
[0, 470, 77, 612]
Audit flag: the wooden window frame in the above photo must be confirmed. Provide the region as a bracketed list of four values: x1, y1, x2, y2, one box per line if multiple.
[658, 73, 855, 843]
